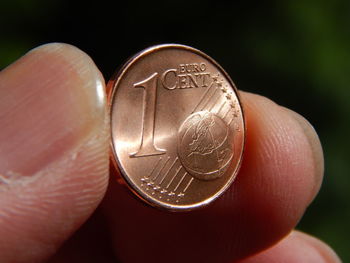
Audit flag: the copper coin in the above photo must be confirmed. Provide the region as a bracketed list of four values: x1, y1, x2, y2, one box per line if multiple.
[108, 44, 245, 211]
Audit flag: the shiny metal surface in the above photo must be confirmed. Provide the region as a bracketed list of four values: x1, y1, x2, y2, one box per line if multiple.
[108, 44, 245, 211]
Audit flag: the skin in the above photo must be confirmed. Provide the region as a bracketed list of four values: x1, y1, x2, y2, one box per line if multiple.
[0, 43, 341, 263]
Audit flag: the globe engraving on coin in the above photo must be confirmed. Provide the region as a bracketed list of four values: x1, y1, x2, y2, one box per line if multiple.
[108, 44, 245, 211]
[177, 111, 234, 181]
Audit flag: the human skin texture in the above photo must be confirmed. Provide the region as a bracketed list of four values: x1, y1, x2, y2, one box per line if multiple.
[0, 43, 340, 263]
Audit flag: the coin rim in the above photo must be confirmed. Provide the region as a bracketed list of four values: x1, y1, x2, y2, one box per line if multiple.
[108, 43, 246, 211]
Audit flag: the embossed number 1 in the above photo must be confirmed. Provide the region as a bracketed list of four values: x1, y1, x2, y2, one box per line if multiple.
[130, 72, 166, 157]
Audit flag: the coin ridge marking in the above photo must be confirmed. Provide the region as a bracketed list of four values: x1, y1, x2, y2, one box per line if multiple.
[191, 84, 212, 113]
[152, 156, 171, 182]
[158, 157, 178, 185]
[141, 157, 162, 184]
[208, 92, 222, 111]
[216, 101, 226, 115]
[183, 177, 194, 193]
[174, 172, 188, 192]
[166, 165, 183, 189]
[200, 87, 218, 111]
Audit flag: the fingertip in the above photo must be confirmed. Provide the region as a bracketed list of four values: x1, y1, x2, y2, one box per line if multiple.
[0, 43, 109, 262]
[240, 92, 324, 206]
[240, 230, 341, 263]
[216, 91, 325, 256]
[239, 91, 323, 214]
[0, 42, 107, 176]
[294, 231, 342, 263]
[28, 42, 107, 124]
[237, 91, 318, 223]
[281, 107, 324, 205]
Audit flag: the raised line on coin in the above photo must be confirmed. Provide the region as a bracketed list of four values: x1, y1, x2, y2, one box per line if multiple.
[159, 157, 178, 185]
[174, 172, 188, 192]
[192, 84, 212, 113]
[183, 177, 194, 193]
[216, 101, 226, 115]
[166, 165, 183, 189]
[222, 108, 231, 120]
[141, 157, 162, 182]
[152, 156, 171, 181]
[208, 93, 222, 112]
[200, 88, 218, 111]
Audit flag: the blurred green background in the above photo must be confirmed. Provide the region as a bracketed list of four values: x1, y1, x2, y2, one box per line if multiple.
[1, 0, 349, 261]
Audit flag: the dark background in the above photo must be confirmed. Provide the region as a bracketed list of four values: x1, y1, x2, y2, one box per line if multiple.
[1, 0, 349, 261]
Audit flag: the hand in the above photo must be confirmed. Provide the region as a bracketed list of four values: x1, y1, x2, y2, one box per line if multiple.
[0, 43, 341, 263]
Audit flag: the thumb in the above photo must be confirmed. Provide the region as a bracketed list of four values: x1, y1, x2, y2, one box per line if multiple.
[0, 43, 109, 262]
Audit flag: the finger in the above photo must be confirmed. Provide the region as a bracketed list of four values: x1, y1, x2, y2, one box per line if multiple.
[48, 208, 116, 263]
[0, 43, 109, 262]
[102, 91, 324, 263]
[239, 230, 341, 263]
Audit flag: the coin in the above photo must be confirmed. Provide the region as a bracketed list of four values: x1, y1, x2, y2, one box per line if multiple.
[108, 44, 245, 211]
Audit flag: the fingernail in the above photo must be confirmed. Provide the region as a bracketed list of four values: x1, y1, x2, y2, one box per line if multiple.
[0, 43, 106, 179]
[283, 108, 324, 203]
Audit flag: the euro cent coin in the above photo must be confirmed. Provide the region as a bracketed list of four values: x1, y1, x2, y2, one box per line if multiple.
[108, 44, 245, 211]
